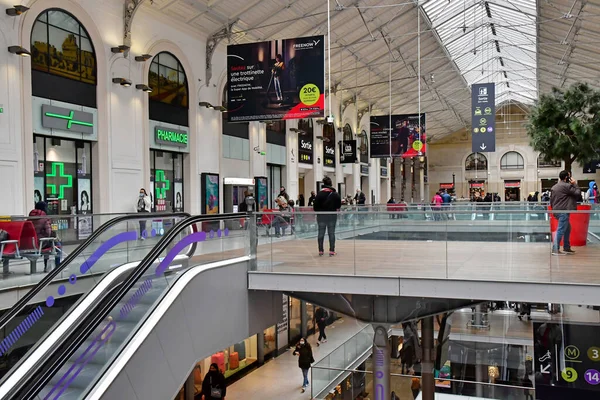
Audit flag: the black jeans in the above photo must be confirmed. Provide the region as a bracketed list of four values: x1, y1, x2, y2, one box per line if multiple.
[318, 321, 327, 341]
[317, 218, 337, 252]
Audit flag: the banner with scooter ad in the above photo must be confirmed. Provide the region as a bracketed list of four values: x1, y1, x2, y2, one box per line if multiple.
[227, 35, 325, 122]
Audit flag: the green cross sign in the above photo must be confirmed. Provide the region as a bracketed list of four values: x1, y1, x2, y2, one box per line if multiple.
[46, 162, 73, 199]
[45, 110, 93, 129]
[155, 170, 170, 199]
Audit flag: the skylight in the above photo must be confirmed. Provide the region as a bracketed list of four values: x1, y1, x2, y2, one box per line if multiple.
[422, 0, 537, 104]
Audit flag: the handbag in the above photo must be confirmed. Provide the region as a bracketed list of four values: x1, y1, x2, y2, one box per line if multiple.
[210, 376, 222, 399]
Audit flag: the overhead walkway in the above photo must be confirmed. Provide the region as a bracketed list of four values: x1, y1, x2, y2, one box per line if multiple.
[0, 214, 280, 400]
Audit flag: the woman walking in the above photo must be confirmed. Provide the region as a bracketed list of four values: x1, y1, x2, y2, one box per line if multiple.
[293, 338, 314, 393]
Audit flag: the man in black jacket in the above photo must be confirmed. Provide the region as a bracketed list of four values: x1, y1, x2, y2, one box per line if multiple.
[315, 307, 329, 344]
[551, 170, 581, 255]
[313, 176, 342, 256]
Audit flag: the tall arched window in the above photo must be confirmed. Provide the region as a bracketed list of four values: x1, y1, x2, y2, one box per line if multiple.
[501, 151, 524, 170]
[31, 9, 97, 84]
[358, 130, 368, 164]
[343, 124, 353, 141]
[537, 153, 561, 168]
[149, 52, 188, 109]
[465, 153, 488, 171]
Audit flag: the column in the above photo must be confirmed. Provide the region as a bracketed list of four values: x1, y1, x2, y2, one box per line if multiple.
[257, 332, 266, 364]
[372, 325, 390, 400]
[421, 317, 435, 400]
[301, 301, 308, 338]
[286, 120, 299, 201]
[475, 350, 484, 397]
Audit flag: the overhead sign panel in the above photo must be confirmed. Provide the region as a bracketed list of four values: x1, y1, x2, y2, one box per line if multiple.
[370, 114, 426, 158]
[298, 136, 314, 164]
[227, 35, 325, 122]
[471, 83, 496, 153]
[42, 105, 94, 135]
[340, 140, 356, 164]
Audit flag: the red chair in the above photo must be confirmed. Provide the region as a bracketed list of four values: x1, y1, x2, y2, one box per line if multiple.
[0, 221, 58, 274]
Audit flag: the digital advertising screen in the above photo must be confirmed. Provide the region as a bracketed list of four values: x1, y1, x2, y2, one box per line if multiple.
[227, 35, 325, 122]
[370, 114, 426, 158]
[255, 176, 268, 211]
[202, 173, 220, 215]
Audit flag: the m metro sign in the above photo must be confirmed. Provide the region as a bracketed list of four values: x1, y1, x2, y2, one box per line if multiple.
[42, 105, 94, 135]
[155, 126, 188, 147]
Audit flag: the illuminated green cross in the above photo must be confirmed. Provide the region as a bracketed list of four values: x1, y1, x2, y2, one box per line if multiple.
[155, 170, 170, 199]
[46, 162, 73, 199]
[45, 110, 93, 129]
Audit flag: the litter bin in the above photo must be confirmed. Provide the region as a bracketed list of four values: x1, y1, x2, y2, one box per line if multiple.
[549, 204, 591, 247]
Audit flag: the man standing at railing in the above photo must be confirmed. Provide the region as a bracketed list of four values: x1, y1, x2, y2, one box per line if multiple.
[551, 170, 581, 256]
[313, 176, 342, 256]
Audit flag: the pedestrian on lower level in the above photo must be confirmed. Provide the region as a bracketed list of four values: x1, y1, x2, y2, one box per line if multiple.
[313, 176, 342, 256]
[315, 307, 328, 345]
[518, 303, 531, 321]
[136, 188, 151, 240]
[293, 338, 314, 393]
[411, 370, 421, 399]
[201, 363, 227, 400]
[550, 170, 581, 255]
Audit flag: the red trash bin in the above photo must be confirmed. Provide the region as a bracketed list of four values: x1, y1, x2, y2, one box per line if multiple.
[549, 204, 592, 247]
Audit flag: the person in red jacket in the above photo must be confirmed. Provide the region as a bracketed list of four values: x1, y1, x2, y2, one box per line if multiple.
[28, 202, 60, 272]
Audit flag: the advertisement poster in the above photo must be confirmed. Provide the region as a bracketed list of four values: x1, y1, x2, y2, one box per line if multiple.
[370, 114, 426, 158]
[471, 82, 496, 153]
[77, 177, 92, 239]
[202, 173, 219, 215]
[227, 35, 325, 122]
[255, 177, 268, 211]
[534, 321, 600, 399]
[174, 182, 183, 212]
[34, 176, 44, 206]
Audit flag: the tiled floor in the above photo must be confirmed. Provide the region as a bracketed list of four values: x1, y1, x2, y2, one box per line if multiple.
[226, 318, 367, 400]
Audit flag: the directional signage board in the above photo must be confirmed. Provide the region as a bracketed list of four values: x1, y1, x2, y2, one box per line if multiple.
[471, 83, 496, 153]
[534, 321, 600, 399]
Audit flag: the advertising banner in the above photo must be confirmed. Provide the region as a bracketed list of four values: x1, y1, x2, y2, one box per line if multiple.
[471, 83, 496, 153]
[255, 176, 268, 211]
[370, 114, 426, 158]
[534, 321, 600, 399]
[201, 173, 219, 215]
[340, 140, 357, 164]
[298, 136, 313, 164]
[174, 181, 183, 212]
[227, 35, 325, 122]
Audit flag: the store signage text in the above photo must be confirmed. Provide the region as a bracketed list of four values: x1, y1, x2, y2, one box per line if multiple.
[42, 105, 94, 135]
[155, 126, 188, 147]
[440, 183, 454, 189]
[298, 137, 313, 164]
[380, 167, 388, 177]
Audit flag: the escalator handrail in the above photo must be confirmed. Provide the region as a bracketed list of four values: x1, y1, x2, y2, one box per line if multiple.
[0, 212, 191, 332]
[9, 213, 246, 399]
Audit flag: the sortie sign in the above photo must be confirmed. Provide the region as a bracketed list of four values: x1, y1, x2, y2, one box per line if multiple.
[155, 126, 188, 147]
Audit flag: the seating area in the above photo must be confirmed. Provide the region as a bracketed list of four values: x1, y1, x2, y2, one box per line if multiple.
[0, 221, 59, 275]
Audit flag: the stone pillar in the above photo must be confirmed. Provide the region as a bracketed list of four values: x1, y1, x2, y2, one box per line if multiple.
[476, 350, 484, 397]
[373, 325, 390, 400]
[257, 331, 266, 364]
[301, 301, 308, 338]
[421, 316, 435, 400]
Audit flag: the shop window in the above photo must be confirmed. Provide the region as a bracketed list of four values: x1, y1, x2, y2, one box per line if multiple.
[465, 153, 488, 171]
[31, 10, 97, 84]
[358, 130, 368, 164]
[343, 124, 353, 141]
[537, 153, 561, 168]
[149, 52, 188, 108]
[150, 150, 184, 212]
[501, 151, 524, 170]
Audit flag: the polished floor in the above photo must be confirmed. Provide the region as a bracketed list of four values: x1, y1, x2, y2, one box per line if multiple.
[226, 317, 367, 399]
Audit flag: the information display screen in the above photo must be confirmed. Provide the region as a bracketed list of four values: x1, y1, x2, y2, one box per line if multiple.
[534, 321, 600, 399]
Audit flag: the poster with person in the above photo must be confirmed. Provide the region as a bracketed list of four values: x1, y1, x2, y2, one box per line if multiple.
[227, 35, 325, 122]
[34, 176, 44, 206]
[174, 182, 183, 212]
[202, 173, 219, 215]
[370, 114, 427, 158]
[77, 177, 92, 239]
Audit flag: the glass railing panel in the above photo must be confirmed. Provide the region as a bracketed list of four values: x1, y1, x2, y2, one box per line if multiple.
[0, 214, 187, 382]
[35, 216, 248, 399]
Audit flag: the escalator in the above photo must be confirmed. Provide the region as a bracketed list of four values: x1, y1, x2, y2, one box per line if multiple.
[0, 213, 190, 382]
[0, 213, 268, 400]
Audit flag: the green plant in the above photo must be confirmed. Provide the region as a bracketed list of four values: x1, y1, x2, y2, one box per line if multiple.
[526, 82, 600, 172]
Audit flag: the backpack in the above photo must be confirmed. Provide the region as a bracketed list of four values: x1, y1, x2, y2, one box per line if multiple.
[0, 229, 8, 243]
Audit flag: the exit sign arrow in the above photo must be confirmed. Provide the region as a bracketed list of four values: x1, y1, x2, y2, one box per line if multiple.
[540, 364, 551, 375]
[480, 143, 487, 151]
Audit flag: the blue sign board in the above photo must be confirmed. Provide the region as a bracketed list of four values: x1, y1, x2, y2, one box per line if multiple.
[471, 83, 496, 153]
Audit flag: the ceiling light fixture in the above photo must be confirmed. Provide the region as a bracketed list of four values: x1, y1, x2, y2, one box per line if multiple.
[111, 45, 130, 54]
[5, 5, 29, 16]
[8, 45, 30, 57]
[112, 77, 132, 87]
[134, 54, 153, 62]
[135, 84, 153, 93]
[199, 101, 214, 109]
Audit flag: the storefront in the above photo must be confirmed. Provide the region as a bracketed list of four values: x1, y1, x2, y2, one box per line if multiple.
[223, 177, 254, 213]
[440, 183, 455, 195]
[469, 181, 486, 200]
[30, 9, 98, 225]
[148, 52, 190, 212]
[504, 180, 521, 201]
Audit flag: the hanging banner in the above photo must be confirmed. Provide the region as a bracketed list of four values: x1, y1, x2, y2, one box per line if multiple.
[298, 136, 313, 164]
[201, 173, 219, 215]
[471, 83, 496, 153]
[340, 140, 357, 164]
[323, 142, 336, 167]
[370, 114, 426, 158]
[227, 35, 325, 122]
